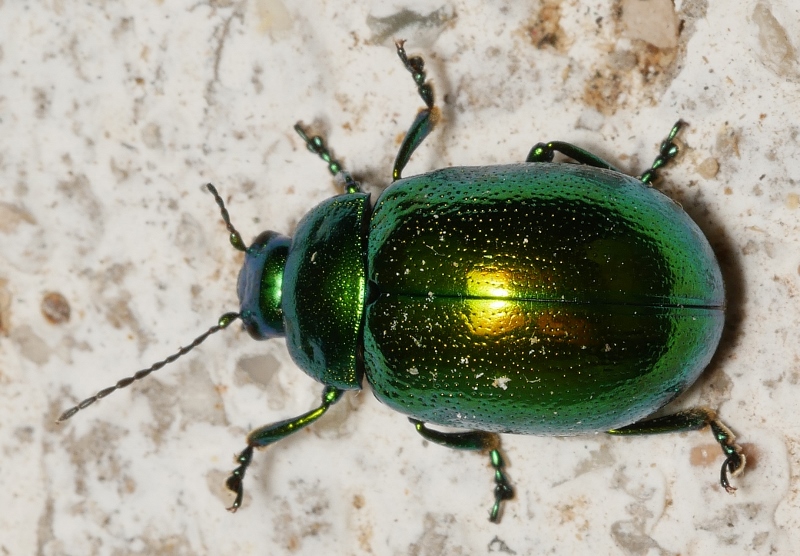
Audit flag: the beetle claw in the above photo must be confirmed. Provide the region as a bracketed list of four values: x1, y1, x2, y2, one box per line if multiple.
[720, 450, 746, 494]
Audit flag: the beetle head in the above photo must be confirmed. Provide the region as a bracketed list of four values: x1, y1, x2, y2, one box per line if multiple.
[238, 230, 290, 340]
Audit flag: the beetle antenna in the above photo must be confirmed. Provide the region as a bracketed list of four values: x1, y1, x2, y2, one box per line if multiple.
[207, 183, 247, 252]
[56, 312, 241, 423]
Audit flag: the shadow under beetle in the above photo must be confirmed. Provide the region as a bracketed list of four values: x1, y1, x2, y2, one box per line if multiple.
[59, 41, 746, 522]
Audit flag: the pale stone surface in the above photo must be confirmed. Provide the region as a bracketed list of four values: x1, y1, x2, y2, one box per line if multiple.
[1, 0, 799, 554]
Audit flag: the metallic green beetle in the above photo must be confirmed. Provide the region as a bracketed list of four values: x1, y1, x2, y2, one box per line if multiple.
[59, 42, 745, 522]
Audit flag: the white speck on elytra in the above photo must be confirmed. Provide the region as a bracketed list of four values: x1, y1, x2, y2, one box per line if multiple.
[492, 377, 510, 390]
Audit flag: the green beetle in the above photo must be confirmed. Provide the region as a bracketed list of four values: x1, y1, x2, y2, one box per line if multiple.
[59, 42, 745, 522]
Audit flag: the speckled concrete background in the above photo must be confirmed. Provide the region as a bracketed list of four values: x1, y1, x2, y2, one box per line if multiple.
[1, 0, 799, 554]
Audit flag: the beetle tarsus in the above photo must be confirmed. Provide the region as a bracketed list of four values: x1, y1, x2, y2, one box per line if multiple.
[395, 40, 434, 110]
[293, 122, 360, 194]
[226, 445, 254, 512]
[640, 120, 685, 185]
[489, 448, 514, 523]
[709, 416, 746, 493]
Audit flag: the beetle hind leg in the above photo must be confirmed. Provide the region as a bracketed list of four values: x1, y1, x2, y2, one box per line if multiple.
[639, 120, 685, 184]
[409, 418, 514, 522]
[607, 407, 746, 493]
[525, 140, 620, 171]
[392, 41, 440, 182]
[225, 386, 344, 512]
[525, 120, 686, 184]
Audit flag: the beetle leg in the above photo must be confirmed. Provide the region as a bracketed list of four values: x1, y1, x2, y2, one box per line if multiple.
[225, 386, 344, 512]
[526, 140, 621, 171]
[409, 418, 514, 523]
[526, 121, 686, 184]
[293, 123, 361, 194]
[392, 40, 440, 182]
[607, 407, 746, 493]
[639, 120, 684, 185]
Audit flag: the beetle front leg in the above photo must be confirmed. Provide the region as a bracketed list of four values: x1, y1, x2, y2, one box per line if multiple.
[226, 386, 344, 512]
[392, 41, 440, 181]
[409, 418, 514, 523]
[293, 123, 360, 194]
[607, 407, 746, 493]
